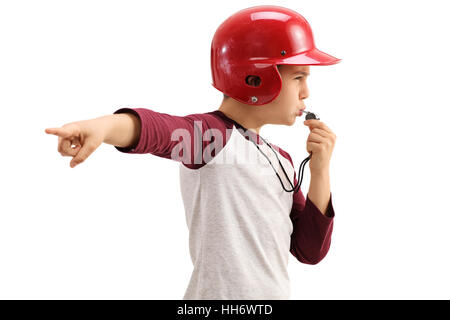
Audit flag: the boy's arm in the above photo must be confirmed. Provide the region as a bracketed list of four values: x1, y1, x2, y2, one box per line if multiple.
[289, 170, 335, 265]
[276, 149, 335, 265]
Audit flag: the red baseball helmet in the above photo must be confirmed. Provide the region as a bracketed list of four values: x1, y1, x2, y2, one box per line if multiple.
[211, 5, 341, 105]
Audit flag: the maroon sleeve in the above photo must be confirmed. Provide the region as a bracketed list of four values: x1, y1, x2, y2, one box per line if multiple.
[112, 108, 231, 169]
[277, 148, 335, 265]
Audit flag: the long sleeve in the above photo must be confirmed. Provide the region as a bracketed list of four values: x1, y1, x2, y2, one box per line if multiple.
[289, 169, 335, 264]
[112, 108, 230, 169]
[273, 148, 335, 265]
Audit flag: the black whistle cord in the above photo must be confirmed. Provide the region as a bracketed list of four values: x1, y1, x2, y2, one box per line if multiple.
[249, 136, 311, 194]
[246, 111, 320, 194]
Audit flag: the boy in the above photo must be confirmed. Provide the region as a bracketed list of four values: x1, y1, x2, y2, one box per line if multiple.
[45, 5, 340, 299]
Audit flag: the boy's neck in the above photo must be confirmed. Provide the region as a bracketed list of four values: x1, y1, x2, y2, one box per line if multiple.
[218, 99, 265, 135]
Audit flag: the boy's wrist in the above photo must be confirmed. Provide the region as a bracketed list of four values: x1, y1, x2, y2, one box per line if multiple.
[310, 167, 330, 178]
[91, 115, 113, 144]
[98, 113, 140, 148]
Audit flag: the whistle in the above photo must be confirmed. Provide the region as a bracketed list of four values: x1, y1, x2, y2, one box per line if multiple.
[302, 110, 320, 120]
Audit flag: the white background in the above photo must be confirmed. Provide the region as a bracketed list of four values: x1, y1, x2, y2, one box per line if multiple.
[1, 0, 449, 299]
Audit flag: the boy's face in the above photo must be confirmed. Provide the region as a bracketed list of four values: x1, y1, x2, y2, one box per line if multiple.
[263, 64, 310, 126]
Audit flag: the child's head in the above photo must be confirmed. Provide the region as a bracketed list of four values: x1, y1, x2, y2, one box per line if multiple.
[212, 5, 340, 126]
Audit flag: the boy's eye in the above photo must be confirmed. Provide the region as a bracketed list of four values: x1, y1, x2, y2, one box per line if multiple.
[295, 76, 303, 80]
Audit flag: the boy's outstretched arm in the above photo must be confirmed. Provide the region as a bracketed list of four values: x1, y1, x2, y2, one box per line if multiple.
[46, 107, 227, 168]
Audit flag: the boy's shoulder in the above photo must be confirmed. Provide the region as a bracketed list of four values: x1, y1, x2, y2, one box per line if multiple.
[182, 110, 235, 130]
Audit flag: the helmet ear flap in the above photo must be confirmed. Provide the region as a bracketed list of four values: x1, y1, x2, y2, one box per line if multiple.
[243, 64, 282, 105]
[218, 63, 281, 105]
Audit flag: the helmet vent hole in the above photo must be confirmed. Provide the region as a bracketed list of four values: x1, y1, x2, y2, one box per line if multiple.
[245, 75, 261, 87]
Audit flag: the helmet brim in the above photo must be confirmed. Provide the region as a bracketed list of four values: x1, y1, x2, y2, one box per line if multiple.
[279, 47, 341, 66]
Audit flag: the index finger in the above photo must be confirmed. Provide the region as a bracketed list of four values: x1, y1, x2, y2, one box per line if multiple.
[45, 127, 72, 138]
